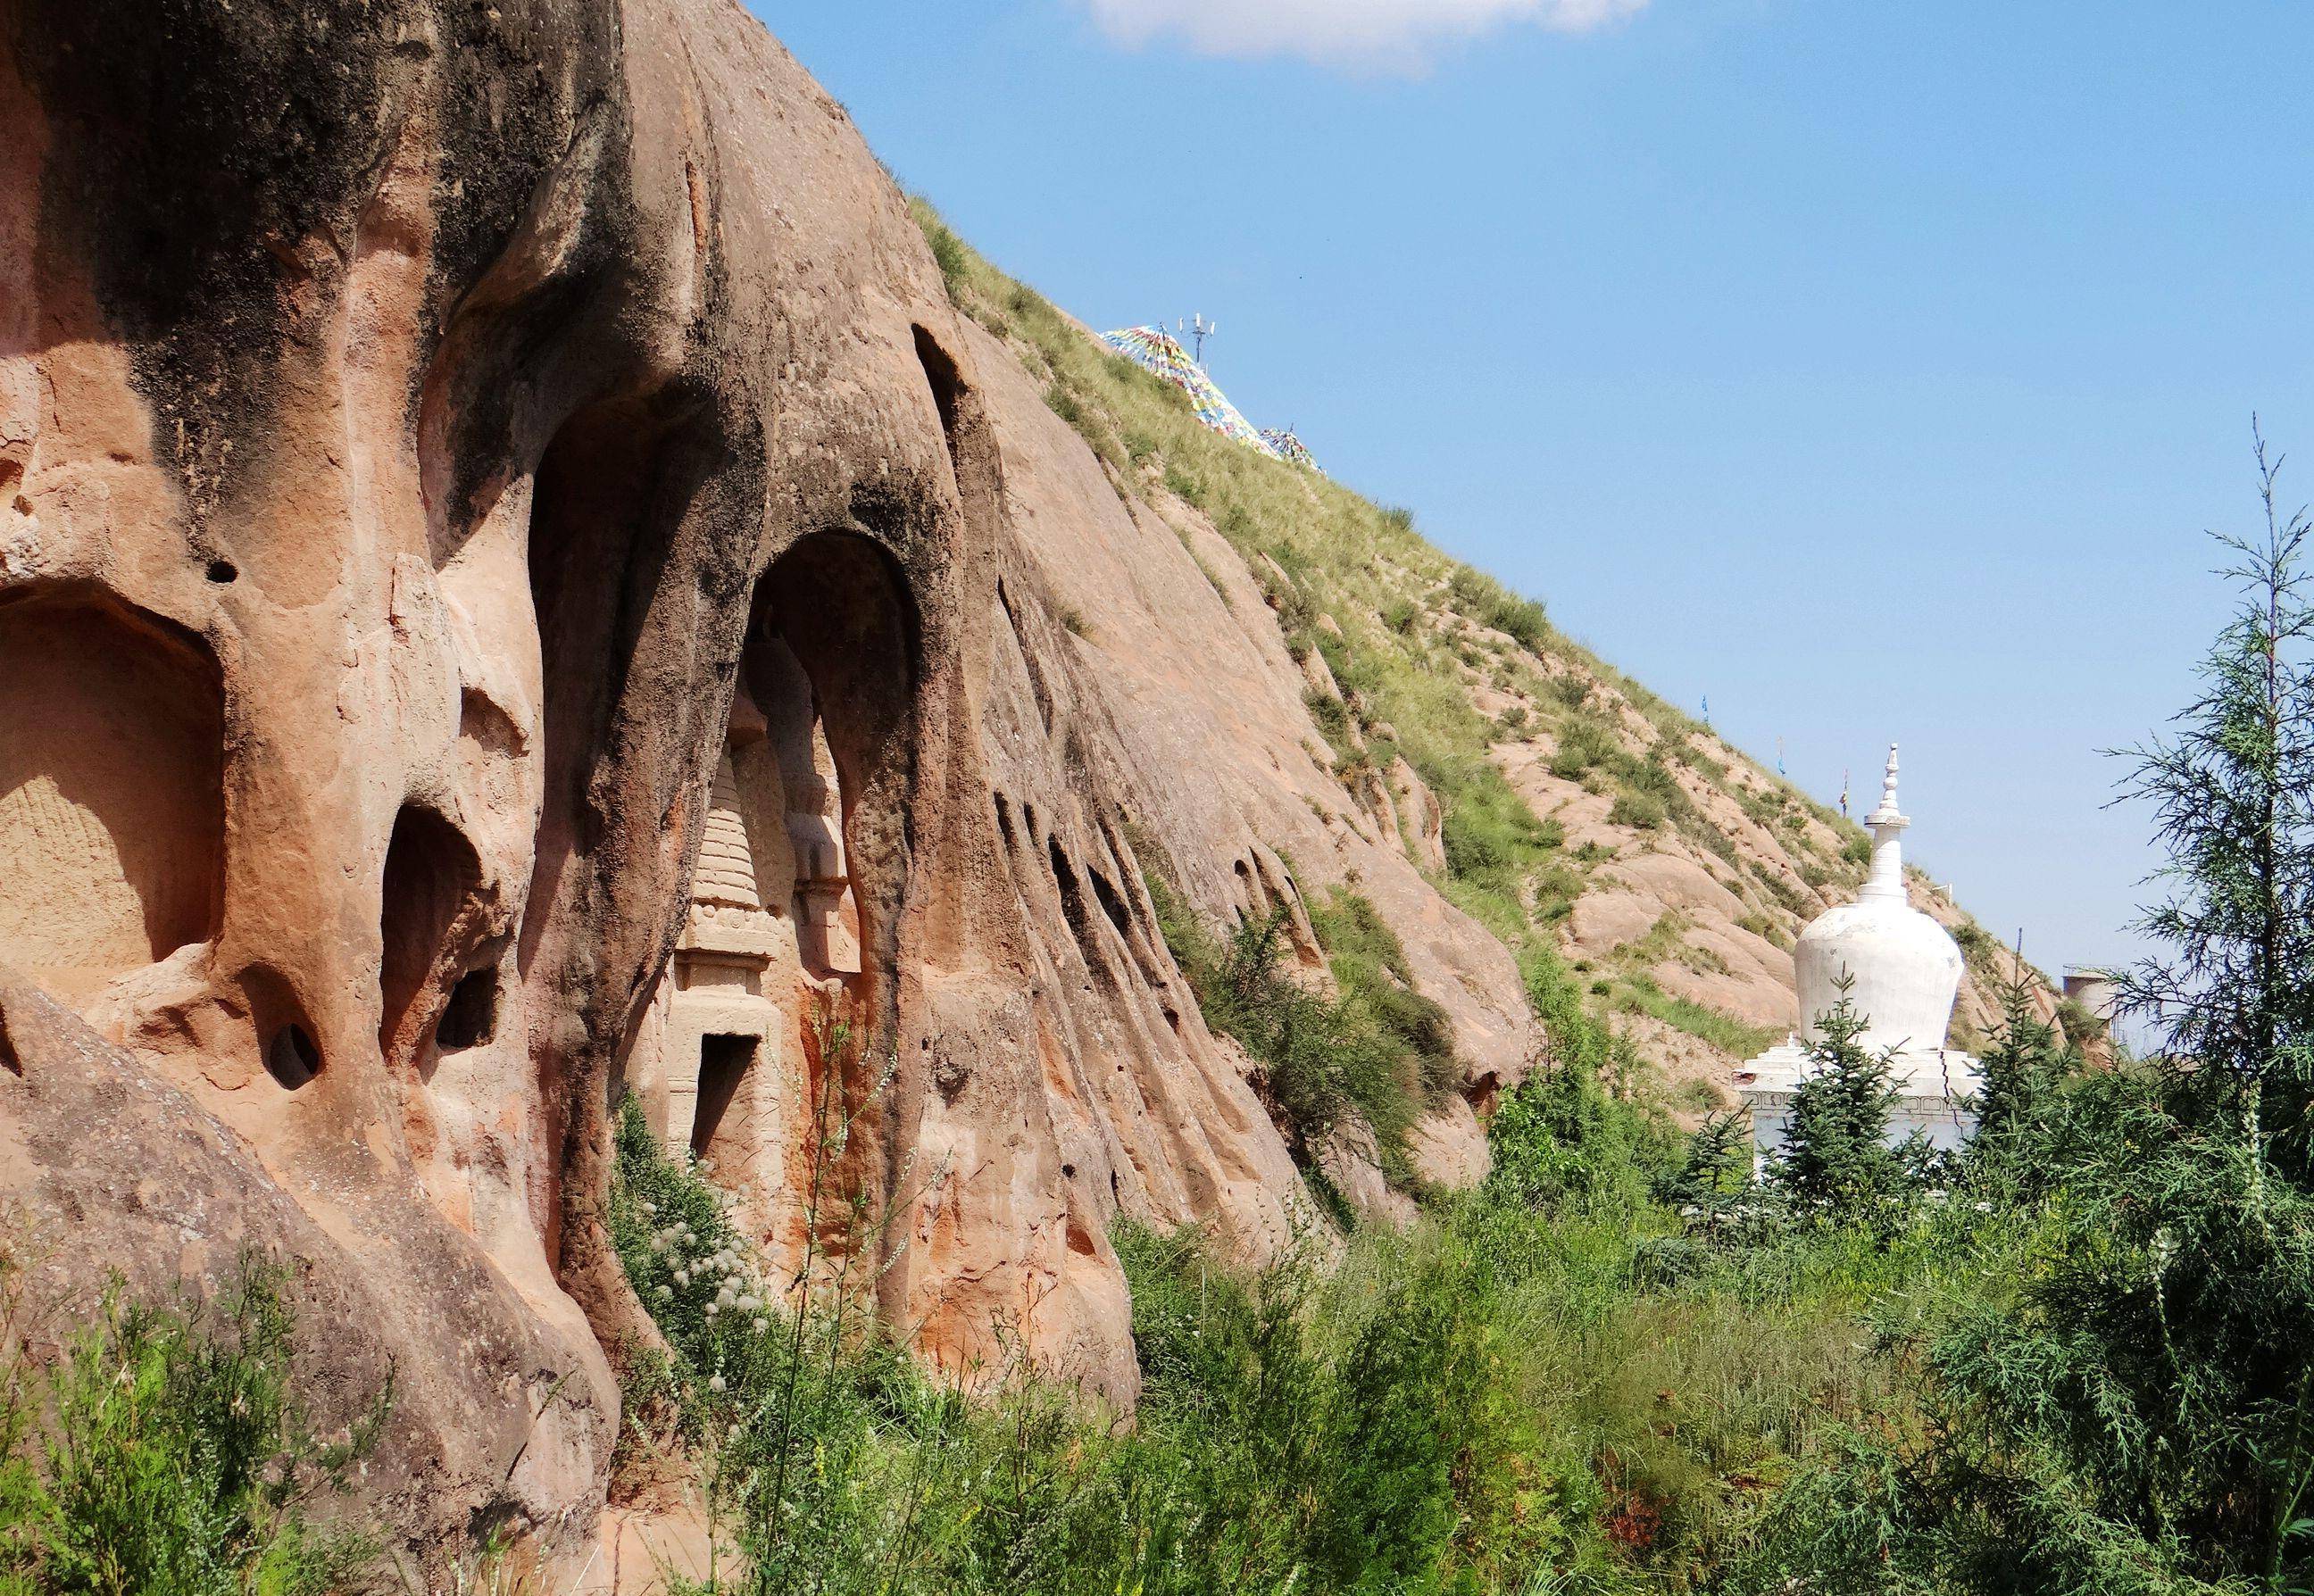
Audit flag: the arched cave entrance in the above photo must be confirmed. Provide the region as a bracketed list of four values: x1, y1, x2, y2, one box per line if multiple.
[0, 594, 224, 1001]
[616, 528, 920, 1214]
[740, 529, 919, 1003]
[377, 802, 487, 1075]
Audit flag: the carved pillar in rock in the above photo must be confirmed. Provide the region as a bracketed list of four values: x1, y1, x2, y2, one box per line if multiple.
[787, 734, 860, 977]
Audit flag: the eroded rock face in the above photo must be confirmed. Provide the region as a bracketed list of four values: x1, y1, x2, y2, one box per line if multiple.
[0, 0, 1538, 1567]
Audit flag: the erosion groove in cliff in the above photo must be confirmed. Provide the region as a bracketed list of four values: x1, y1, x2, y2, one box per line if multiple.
[0, 0, 2065, 1577]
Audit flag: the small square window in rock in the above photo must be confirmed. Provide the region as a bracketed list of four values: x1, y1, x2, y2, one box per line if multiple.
[437, 967, 499, 1051]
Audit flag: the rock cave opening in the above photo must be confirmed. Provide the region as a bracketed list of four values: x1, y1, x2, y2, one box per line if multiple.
[911, 324, 968, 487]
[522, 390, 748, 1285]
[378, 802, 484, 1071]
[741, 529, 920, 995]
[524, 393, 722, 964]
[437, 966, 499, 1051]
[1088, 866, 1133, 943]
[265, 1023, 320, 1090]
[0, 594, 225, 1000]
[616, 529, 921, 1199]
[749, 636, 861, 979]
[1047, 834, 1110, 983]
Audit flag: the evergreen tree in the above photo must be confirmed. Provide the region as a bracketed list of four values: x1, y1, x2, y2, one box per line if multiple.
[1739, 428, 2314, 1594]
[1769, 980, 1918, 1226]
[1655, 1110, 1748, 1215]
[1960, 969, 2078, 1196]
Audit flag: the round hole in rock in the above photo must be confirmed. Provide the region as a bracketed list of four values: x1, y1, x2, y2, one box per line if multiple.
[265, 1025, 320, 1089]
[204, 560, 237, 585]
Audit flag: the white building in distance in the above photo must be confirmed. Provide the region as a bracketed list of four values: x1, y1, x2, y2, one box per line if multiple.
[1735, 745, 1980, 1165]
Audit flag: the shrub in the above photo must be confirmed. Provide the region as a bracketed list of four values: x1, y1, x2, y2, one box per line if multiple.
[1310, 625, 1382, 701]
[1548, 714, 1619, 781]
[1486, 1050, 1669, 1213]
[1268, 576, 1319, 637]
[1608, 791, 1666, 830]
[1434, 762, 1559, 887]
[1445, 566, 1550, 651]
[1311, 886, 1462, 1103]
[0, 1259, 383, 1594]
[1767, 983, 1925, 1229]
[1147, 884, 1414, 1165]
[1303, 686, 1352, 744]
[2052, 993, 2107, 1044]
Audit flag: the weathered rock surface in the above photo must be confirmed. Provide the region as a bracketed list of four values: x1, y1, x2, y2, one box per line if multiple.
[0, 0, 1531, 1571]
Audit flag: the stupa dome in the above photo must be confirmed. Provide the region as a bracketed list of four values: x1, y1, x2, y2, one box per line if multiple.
[1791, 744, 1962, 1057]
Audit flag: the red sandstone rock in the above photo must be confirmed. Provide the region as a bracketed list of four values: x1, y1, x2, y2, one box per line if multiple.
[0, 0, 1530, 1569]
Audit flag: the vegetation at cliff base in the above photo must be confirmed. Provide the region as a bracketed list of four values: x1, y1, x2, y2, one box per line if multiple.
[0, 1256, 380, 1595]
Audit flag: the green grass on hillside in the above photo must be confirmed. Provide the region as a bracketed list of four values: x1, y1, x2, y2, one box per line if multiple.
[911, 198, 1863, 1088]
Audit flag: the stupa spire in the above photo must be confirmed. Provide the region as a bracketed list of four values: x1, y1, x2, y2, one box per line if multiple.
[1860, 742, 1909, 903]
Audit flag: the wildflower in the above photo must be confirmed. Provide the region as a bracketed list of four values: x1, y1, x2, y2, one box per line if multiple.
[709, 1374, 726, 1392]
[655, 1284, 672, 1301]
[752, 1318, 768, 1333]
[705, 1302, 720, 1318]
[737, 1294, 761, 1313]
[674, 1269, 689, 1286]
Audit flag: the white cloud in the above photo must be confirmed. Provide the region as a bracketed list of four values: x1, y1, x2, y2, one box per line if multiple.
[1075, 0, 1646, 68]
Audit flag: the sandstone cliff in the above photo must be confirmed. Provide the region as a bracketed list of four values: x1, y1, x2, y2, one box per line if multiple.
[0, 0, 2053, 1575]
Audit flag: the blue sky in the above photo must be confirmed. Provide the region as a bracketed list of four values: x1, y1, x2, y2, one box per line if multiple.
[763, 0, 2314, 980]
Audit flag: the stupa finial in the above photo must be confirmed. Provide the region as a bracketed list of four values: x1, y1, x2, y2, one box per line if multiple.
[1860, 742, 1909, 902]
[1867, 742, 1908, 831]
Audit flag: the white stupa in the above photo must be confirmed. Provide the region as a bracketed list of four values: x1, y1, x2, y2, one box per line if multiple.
[1735, 745, 1980, 1164]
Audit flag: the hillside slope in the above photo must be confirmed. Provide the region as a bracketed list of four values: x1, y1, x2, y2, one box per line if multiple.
[918, 204, 2060, 1141]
